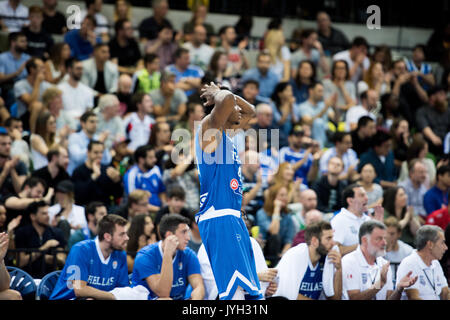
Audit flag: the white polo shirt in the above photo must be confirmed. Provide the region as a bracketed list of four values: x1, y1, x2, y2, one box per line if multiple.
[396, 250, 448, 300]
[342, 246, 393, 300]
[331, 208, 371, 247]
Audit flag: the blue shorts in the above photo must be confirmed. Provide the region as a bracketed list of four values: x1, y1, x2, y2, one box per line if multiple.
[197, 209, 263, 300]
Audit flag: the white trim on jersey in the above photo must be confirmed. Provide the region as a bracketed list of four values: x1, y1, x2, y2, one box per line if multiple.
[218, 270, 262, 299]
[196, 206, 241, 223]
[95, 237, 111, 265]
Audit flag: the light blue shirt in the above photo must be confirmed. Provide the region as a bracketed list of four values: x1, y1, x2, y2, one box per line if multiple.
[241, 68, 280, 98]
[67, 130, 112, 175]
[0, 51, 30, 82]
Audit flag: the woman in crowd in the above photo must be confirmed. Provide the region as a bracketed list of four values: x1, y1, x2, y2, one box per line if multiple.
[148, 121, 173, 170]
[358, 163, 383, 208]
[390, 117, 412, 167]
[289, 60, 316, 104]
[44, 43, 71, 84]
[30, 111, 58, 170]
[268, 162, 304, 204]
[256, 183, 295, 267]
[263, 28, 291, 82]
[270, 82, 296, 136]
[358, 61, 391, 98]
[382, 186, 421, 247]
[126, 214, 156, 273]
[204, 51, 233, 90]
[372, 45, 393, 72]
[114, 0, 132, 21]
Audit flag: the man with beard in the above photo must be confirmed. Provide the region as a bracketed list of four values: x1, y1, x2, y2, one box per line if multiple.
[64, 15, 99, 61]
[241, 52, 280, 98]
[0, 32, 30, 108]
[341, 220, 418, 300]
[0, 132, 27, 201]
[274, 220, 342, 300]
[50, 214, 130, 300]
[123, 145, 166, 210]
[14, 200, 66, 278]
[42, 0, 67, 35]
[416, 85, 450, 157]
[396, 225, 449, 300]
[57, 58, 94, 121]
[32, 146, 70, 192]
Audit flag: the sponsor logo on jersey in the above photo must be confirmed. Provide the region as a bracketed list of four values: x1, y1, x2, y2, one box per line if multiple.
[230, 179, 239, 190]
[112, 261, 118, 269]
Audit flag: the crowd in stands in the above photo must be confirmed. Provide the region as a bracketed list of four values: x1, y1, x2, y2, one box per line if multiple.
[0, 0, 450, 300]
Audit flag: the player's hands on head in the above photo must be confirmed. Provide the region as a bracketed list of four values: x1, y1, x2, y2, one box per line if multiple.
[200, 82, 220, 106]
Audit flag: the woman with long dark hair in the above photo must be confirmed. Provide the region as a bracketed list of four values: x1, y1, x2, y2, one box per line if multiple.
[30, 111, 58, 170]
[126, 214, 156, 272]
[44, 42, 71, 84]
[148, 121, 173, 170]
[270, 81, 296, 136]
[289, 60, 316, 104]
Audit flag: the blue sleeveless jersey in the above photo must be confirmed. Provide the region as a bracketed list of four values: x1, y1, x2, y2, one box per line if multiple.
[195, 128, 262, 300]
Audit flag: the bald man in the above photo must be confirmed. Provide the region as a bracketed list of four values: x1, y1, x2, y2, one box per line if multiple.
[316, 11, 350, 56]
[115, 74, 133, 116]
[292, 189, 318, 232]
[292, 209, 324, 246]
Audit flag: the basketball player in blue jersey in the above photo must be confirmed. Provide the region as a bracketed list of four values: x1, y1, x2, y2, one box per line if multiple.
[195, 82, 263, 300]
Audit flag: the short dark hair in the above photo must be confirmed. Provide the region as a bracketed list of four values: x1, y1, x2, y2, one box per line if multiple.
[26, 57, 40, 74]
[8, 31, 26, 44]
[359, 220, 386, 244]
[304, 221, 332, 246]
[159, 213, 190, 240]
[436, 165, 450, 182]
[134, 144, 154, 163]
[4, 117, 21, 128]
[174, 47, 189, 60]
[372, 130, 391, 147]
[114, 18, 129, 34]
[143, 53, 158, 65]
[83, 14, 97, 27]
[167, 185, 186, 200]
[307, 81, 322, 91]
[87, 140, 103, 151]
[97, 214, 128, 241]
[218, 25, 233, 37]
[352, 36, 369, 49]
[28, 200, 48, 216]
[65, 57, 80, 70]
[131, 92, 148, 110]
[357, 115, 375, 130]
[342, 183, 361, 208]
[331, 131, 350, 144]
[93, 43, 108, 51]
[85, 201, 105, 220]
[359, 90, 368, 102]
[21, 177, 47, 192]
[242, 79, 259, 89]
[46, 147, 60, 162]
[80, 110, 97, 123]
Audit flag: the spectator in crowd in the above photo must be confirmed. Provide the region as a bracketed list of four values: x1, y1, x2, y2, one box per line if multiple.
[424, 165, 450, 215]
[145, 22, 178, 72]
[357, 163, 383, 209]
[132, 53, 161, 94]
[123, 145, 166, 210]
[131, 214, 204, 300]
[398, 159, 430, 221]
[390, 118, 411, 167]
[289, 60, 316, 105]
[114, 189, 151, 221]
[350, 116, 377, 156]
[15, 200, 66, 279]
[217, 25, 249, 77]
[372, 45, 393, 73]
[42, 0, 67, 35]
[123, 93, 155, 151]
[204, 51, 233, 91]
[80, 0, 109, 42]
[95, 94, 125, 151]
[81, 43, 119, 95]
[279, 125, 320, 187]
[50, 214, 129, 300]
[67, 111, 111, 175]
[263, 27, 291, 82]
[22, 6, 54, 60]
[383, 186, 421, 247]
[378, 92, 401, 131]
[44, 43, 71, 85]
[319, 131, 359, 182]
[241, 51, 280, 99]
[426, 201, 450, 231]
[270, 82, 296, 136]
[323, 60, 357, 119]
[274, 220, 342, 300]
[256, 183, 295, 266]
[48, 180, 87, 242]
[109, 19, 142, 75]
[115, 74, 134, 116]
[405, 44, 435, 90]
[32, 146, 69, 192]
[269, 162, 303, 206]
[127, 213, 156, 273]
[182, 25, 214, 72]
[30, 111, 58, 170]
[398, 136, 437, 188]
[57, 58, 95, 121]
[291, 189, 318, 233]
[396, 225, 449, 300]
[150, 71, 187, 123]
[416, 85, 450, 157]
[72, 140, 123, 208]
[0, 0, 29, 32]
[165, 47, 204, 97]
[138, 0, 173, 42]
[0, 231, 22, 300]
[291, 29, 329, 79]
[313, 156, 348, 214]
[4, 117, 30, 170]
[0, 32, 29, 108]
[0, 132, 28, 201]
[390, 59, 428, 128]
[316, 11, 350, 56]
[331, 183, 380, 256]
[384, 216, 414, 284]
[173, 101, 204, 134]
[67, 201, 107, 250]
[4, 176, 53, 229]
[296, 81, 337, 148]
[14, 57, 52, 132]
[182, 4, 214, 42]
[291, 209, 323, 247]
[148, 121, 172, 168]
[154, 185, 192, 237]
[358, 129, 398, 189]
[240, 80, 271, 109]
[0, 202, 21, 249]
[333, 36, 370, 85]
[64, 14, 99, 61]
[341, 220, 416, 300]
[240, 150, 264, 220]
[0, 98, 9, 124]
[113, 0, 131, 22]
[358, 61, 391, 98]
[345, 89, 378, 132]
